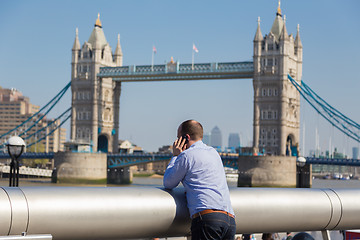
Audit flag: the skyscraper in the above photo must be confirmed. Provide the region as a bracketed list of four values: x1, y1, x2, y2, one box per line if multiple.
[203, 132, 211, 146]
[352, 147, 359, 159]
[228, 133, 240, 149]
[210, 126, 222, 150]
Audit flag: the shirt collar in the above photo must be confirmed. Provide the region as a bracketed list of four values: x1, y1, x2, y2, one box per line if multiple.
[189, 140, 203, 148]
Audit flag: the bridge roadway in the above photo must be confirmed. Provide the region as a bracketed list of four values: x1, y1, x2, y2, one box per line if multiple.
[98, 61, 254, 81]
[1, 152, 359, 168]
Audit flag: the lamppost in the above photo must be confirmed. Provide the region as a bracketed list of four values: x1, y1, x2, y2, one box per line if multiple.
[7, 136, 26, 187]
[296, 156, 310, 188]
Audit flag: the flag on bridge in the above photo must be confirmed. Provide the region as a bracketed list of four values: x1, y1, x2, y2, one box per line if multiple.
[193, 43, 199, 53]
[153, 45, 157, 54]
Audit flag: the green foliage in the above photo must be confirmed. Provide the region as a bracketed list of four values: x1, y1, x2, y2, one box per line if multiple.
[22, 143, 49, 168]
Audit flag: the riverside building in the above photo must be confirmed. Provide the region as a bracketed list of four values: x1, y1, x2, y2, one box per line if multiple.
[0, 87, 66, 152]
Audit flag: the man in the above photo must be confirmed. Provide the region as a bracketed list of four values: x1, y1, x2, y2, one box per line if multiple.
[163, 120, 236, 240]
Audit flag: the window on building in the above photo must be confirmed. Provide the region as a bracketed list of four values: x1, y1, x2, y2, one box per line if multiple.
[267, 59, 273, 66]
[274, 88, 278, 96]
[262, 111, 267, 120]
[268, 111, 272, 119]
[274, 111, 278, 119]
[262, 89, 267, 96]
[268, 43, 274, 50]
[268, 89, 272, 96]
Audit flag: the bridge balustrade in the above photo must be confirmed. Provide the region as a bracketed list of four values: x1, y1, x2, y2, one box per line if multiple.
[97, 61, 254, 80]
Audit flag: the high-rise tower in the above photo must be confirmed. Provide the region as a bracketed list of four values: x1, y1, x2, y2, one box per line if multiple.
[71, 14, 123, 153]
[252, 2, 303, 156]
[210, 126, 222, 150]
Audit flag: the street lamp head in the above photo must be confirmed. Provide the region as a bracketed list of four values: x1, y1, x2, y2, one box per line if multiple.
[297, 156, 306, 167]
[7, 136, 26, 160]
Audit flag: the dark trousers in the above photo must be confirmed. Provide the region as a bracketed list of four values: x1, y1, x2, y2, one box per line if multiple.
[191, 212, 236, 240]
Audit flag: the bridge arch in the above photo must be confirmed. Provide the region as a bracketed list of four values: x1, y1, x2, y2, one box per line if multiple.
[286, 134, 297, 156]
[98, 134, 109, 153]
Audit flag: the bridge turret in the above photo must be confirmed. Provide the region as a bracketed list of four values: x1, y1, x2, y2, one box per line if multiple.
[71, 28, 80, 78]
[253, 17, 263, 73]
[252, 17, 264, 154]
[71, 14, 122, 153]
[114, 34, 123, 66]
[252, 1, 303, 156]
[294, 24, 303, 82]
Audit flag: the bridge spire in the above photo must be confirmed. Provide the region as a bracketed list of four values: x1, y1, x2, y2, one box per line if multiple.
[277, 0, 282, 17]
[114, 34, 123, 66]
[295, 24, 303, 48]
[72, 28, 80, 50]
[95, 13, 102, 28]
[254, 17, 263, 41]
[270, 1, 284, 40]
[88, 13, 108, 49]
[280, 15, 289, 41]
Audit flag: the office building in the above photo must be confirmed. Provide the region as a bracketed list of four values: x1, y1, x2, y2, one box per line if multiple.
[228, 133, 240, 149]
[353, 147, 359, 159]
[203, 132, 211, 146]
[0, 87, 66, 152]
[210, 126, 222, 150]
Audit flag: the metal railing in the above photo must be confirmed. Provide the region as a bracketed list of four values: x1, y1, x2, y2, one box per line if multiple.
[98, 61, 254, 81]
[1, 187, 360, 239]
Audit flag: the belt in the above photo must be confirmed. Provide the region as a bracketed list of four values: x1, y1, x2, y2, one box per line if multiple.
[192, 209, 235, 219]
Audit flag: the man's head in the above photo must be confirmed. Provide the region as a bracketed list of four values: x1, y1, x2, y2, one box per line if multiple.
[177, 120, 203, 143]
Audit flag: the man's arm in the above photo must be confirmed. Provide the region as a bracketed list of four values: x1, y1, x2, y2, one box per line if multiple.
[163, 154, 187, 189]
[163, 136, 188, 189]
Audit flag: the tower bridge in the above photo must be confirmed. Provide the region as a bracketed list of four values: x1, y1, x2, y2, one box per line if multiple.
[1, 3, 322, 185]
[4, 2, 358, 185]
[71, 3, 302, 158]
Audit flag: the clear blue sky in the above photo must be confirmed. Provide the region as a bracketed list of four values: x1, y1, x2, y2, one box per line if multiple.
[1, 1, 360, 154]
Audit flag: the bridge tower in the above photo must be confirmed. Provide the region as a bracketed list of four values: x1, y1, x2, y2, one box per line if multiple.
[252, 3, 303, 156]
[71, 14, 123, 153]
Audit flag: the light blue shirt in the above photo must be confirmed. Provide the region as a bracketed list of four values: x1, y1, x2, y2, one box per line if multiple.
[163, 140, 234, 217]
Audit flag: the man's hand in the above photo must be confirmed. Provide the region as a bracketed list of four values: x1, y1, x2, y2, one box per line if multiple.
[173, 136, 187, 156]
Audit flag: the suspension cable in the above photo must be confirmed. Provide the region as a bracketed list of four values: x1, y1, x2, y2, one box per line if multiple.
[0, 82, 71, 139]
[288, 74, 360, 143]
[27, 113, 71, 149]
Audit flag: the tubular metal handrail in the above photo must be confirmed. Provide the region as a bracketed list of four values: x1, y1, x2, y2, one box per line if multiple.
[0, 187, 359, 240]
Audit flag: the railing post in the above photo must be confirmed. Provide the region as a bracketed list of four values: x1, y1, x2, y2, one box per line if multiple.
[321, 230, 331, 240]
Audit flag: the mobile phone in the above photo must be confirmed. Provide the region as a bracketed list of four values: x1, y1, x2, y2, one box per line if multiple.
[182, 135, 189, 144]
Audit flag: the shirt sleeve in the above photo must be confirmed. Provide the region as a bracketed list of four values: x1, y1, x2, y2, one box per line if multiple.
[163, 154, 188, 189]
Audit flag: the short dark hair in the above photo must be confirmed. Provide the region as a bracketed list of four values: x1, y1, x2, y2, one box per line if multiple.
[179, 120, 203, 140]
